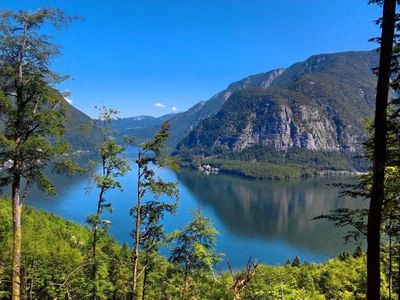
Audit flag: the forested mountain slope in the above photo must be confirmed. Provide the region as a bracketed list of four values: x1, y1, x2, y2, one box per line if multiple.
[176, 51, 379, 171]
[63, 100, 102, 151]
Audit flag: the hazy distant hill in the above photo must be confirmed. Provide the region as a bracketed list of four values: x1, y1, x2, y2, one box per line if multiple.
[111, 114, 174, 144]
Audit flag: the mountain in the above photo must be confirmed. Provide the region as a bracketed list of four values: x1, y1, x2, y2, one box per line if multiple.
[112, 69, 286, 147]
[176, 50, 379, 173]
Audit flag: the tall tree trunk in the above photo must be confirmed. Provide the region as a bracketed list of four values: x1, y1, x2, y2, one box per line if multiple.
[91, 226, 98, 300]
[12, 174, 22, 300]
[132, 149, 142, 300]
[132, 199, 141, 299]
[397, 244, 400, 300]
[11, 19, 28, 300]
[367, 1, 396, 299]
[91, 188, 105, 300]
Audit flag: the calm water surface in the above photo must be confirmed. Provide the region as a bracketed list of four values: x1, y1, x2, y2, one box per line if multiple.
[24, 154, 365, 269]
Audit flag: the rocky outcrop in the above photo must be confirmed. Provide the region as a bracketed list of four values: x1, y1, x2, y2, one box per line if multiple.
[231, 103, 341, 152]
[115, 50, 378, 163]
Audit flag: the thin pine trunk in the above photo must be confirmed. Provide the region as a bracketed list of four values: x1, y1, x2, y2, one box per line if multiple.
[92, 162, 106, 300]
[132, 149, 142, 300]
[389, 221, 393, 300]
[11, 20, 28, 300]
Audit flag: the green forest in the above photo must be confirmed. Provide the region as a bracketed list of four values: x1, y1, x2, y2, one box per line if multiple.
[0, 198, 394, 300]
[0, 1, 400, 300]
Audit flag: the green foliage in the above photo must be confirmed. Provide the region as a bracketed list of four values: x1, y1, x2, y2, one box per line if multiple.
[314, 93, 400, 299]
[168, 211, 221, 277]
[0, 8, 81, 193]
[176, 146, 364, 180]
[242, 256, 369, 300]
[131, 121, 179, 297]
[0, 198, 397, 299]
[87, 106, 132, 299]
[0, 198, 107, 299]
[202, 158, 304, 180]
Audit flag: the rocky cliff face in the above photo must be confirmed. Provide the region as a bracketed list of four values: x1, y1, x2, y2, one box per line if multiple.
[113, 50, 378, 168]
[218, 102, 363, 153]
[178, 88, 368, 154]
[229, 103, 341, 152]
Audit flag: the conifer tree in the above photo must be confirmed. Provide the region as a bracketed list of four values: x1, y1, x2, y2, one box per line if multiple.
[131, 121, 178, 299]
[0, 9, 76, 300]
[87, 106, 131, 300]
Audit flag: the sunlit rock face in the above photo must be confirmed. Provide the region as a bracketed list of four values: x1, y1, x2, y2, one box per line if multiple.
[231, 103, 342, 152]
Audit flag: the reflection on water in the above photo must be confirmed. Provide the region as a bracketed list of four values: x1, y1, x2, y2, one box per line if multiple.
[176, 171, 365, 257]
[2, 157, 366, 268]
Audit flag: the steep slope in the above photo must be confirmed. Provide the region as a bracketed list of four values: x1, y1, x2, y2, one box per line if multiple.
[62, 101, 103, 151]
[176, 51, 379, 172]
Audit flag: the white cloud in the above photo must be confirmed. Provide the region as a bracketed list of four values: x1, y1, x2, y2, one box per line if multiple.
[64, 96, 73, 104]
[172, 106, 177, 112]
[154, 102, 166, 108]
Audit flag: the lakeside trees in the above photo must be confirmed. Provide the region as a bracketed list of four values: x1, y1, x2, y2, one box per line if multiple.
[0, 9, 76, 300]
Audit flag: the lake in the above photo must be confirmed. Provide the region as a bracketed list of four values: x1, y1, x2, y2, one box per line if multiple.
[24, 154, 365, 269]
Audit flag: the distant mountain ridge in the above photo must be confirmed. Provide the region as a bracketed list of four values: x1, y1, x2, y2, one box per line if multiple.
[114, 51, 378, 165]
[111, 68, 287, 146]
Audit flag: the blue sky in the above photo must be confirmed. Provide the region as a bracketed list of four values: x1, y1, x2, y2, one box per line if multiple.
[2, 1, 381, 118]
